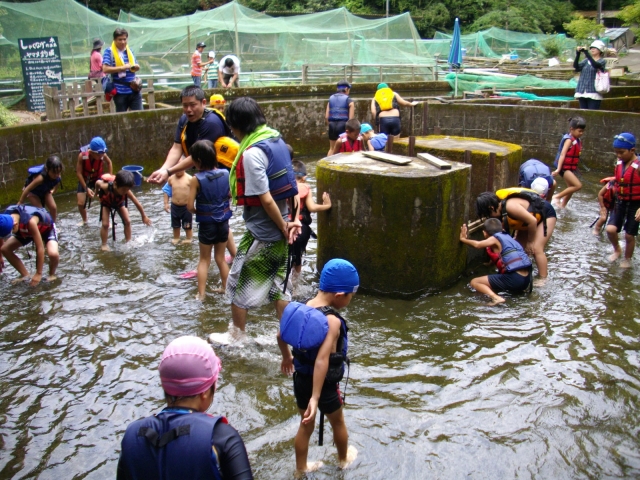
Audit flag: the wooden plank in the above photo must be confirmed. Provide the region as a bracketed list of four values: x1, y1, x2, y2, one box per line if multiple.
[362, 151, 412, 165]
[417, 152, 452, 170]
[82, 80, 91, 116]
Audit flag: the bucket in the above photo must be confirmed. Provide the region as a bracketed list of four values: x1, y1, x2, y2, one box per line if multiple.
[122, 165, 144, 187]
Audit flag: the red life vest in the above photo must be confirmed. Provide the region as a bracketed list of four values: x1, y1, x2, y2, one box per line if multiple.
[615, 157, 640, 202]
[80, 147, 104, 183]
[486, 246, 506, 274]
[555, 134, 581, 171]
[99, 175, 127, 209]
[5, 205, 52, 239]
[338, 132, 363, 153]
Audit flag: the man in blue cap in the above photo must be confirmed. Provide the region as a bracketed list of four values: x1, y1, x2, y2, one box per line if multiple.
[326, 80, 354, 156]
[606, 132, 640, 268]
[277, 258, 359, 476]
[76, 136, 113, 225]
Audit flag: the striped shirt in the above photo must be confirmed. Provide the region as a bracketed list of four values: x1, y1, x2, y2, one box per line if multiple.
[191, 50, 202, 77]
[574, 54, 606, 99]
[102, 47, 136, 95]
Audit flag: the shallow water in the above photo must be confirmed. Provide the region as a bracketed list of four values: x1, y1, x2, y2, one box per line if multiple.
[1, 163, 640, 479]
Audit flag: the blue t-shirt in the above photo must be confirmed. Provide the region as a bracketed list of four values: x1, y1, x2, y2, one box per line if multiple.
[173, 109, 227, 155]
[369, 133, 388, 151]
[102, 47, 137, 95]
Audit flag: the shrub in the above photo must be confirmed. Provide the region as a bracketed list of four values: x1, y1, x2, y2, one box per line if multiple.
[0, 103, 18, 127]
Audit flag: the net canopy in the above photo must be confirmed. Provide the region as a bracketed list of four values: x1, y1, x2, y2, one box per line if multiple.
[430, 27, 577, 60]
[0, 0, 432, 77]
[445, 72, 577, 93]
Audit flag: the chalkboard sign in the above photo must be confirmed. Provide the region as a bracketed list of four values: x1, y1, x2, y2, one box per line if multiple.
[19, 37, 64, 112]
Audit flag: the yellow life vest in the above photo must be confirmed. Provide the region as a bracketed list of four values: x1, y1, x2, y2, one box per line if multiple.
[374, 87, 395, 111]
[180, 109, 238, 169]
[495, 187, 537, 200]
[495, 187, 544, 233]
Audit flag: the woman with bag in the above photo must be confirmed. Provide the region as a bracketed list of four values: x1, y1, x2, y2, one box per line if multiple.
[574, 40, 608, 110]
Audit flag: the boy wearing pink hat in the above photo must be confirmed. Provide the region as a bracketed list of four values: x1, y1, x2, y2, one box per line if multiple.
[117, 336, 253, 479]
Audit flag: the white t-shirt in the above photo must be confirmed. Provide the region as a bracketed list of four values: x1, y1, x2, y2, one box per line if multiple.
[218, 55, 240, 75]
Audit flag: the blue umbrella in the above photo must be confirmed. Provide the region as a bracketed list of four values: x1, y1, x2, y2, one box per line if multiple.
[448, 18, 463, 96]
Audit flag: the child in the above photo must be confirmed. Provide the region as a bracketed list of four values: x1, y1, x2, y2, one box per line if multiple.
[592, 176, 616, 235]
[167, 170, 193, 245]
[95, 170, 152, 251]
[331, 118, 363, 155]
[209, 93, 226, 112]
[360, 123, 388, 152]
[0, 204, 59, 286]
[326, 80, 354, 156]
[187, 140, 232, 300]
[18, 155, 63, 222]
[606, 133, 640, 268]
[277, 259, 359, 475]
[291, 159, 331, 276]
[117, 336, 253, 479]
[162, 182, 172, 213]
[519, 158, 556, 199]
[76, 137, 113, 225]
[460, 218, 532, 305]
[552, 117, 585, 209]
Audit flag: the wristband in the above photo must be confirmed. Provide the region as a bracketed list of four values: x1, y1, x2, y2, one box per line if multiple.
[165, 168, 172, 177]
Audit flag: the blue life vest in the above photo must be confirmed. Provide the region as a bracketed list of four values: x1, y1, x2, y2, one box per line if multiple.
[236, 136, 298, 207]
[369, 133, 388, 152]
[24, 164, 61, 197]
[493, 232, 532, 273]
[195, 170, 232, 223]
[280, 302, 349, 382]
[519, 159, 552, 189]
[118, 408, 225, 480]
[328, 93, 351, 121]
[5, 204, 52, 238]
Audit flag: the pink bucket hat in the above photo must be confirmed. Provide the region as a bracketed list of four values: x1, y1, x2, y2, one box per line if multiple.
[159, 336, 222, 396]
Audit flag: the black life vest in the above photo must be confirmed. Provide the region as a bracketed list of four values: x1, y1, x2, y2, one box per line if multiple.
[328, 93, 350, 121]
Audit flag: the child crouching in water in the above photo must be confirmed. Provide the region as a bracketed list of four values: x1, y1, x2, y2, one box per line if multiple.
[460, 218, 532, 305]
[96, 170, 152, 251]
[277, 259, 359, 476]
[18, 155, 63, 222]
[187, 140, 232, 300]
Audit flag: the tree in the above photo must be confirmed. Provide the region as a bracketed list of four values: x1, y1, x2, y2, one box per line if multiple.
[563, 14, 606, 41]
[618, 1, 640, 35]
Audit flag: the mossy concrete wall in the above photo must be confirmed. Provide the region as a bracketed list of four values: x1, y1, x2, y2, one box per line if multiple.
[316, 152, 471, 297]
[393, 135, 522, 220]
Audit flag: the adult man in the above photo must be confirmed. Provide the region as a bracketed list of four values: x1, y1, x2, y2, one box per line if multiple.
[102, 28, 142, 112]
[218, 54, 240, 88]
[325, 80, 354, 156]
[224, 97, 301, 334]
[191, 42, 213, 88]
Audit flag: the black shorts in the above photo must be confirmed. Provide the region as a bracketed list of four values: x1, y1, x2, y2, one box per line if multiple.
[608, 200, 640, 236]
[198, 220, 229, 245]
[77, 180, 98, 194]
[293, 372, 343, 415]
[488, 269, 531, 294]
[328, 120, 347, 141]
[291, 223, 312, 267]
[171, 204, 192, 230]
[379, 116, 401, 136]
[543, 200, 557, 219]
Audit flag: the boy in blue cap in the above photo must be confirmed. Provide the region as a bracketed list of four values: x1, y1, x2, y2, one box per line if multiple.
[277, 258, 359, 475]
[76, 137, 113, 225]
[606, 132, 640, 268]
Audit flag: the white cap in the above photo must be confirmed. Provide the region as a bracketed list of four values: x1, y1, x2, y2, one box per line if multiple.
[590, 40, 606, 53]
[208, 50, 216, 58]
[531, 177, 549, 197]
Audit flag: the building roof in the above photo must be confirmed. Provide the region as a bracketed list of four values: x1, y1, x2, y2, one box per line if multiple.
[605, 27, 632, 41]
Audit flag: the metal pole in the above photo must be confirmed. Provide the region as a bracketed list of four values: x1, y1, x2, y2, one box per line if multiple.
[597, 0, 603, 27]
[233, 3, 241, 59]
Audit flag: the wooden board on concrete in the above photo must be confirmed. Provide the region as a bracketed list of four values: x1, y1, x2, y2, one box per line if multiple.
[362, 151, 413, 165]
[417, 152, 452, 170]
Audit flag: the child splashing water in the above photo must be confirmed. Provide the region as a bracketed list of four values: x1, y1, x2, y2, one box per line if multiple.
[552, 117, 586, 209]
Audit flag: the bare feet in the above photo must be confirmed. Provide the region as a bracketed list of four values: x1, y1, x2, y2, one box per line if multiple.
[608, 248, 622, 262]
[295, 461, 324, 478]
[488, 295, 506, 306]
[339, 446, 358, 469]
[620, 259, 632, 269]
[45, 275, 58, 282]
[533, 277, 547, 288]
[101, 244, 110, 252]
[209, 286, 226, 294]
[171, 238, 180, 245]
[180, 239, 193, 245]
[77, 220, 86, 226]
[11, 276, 30, 284]
[592, 228, 601, 236]
[195, 292, 206, 301]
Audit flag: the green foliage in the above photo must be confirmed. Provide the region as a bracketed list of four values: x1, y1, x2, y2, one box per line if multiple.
[563, 14, 606, 41]
[469, 0, 573, 34]
[0, 102, 18, 127]
[130, 0, 199, 18]
[618, 2, 640, 35]
[538, 37, 563, 58]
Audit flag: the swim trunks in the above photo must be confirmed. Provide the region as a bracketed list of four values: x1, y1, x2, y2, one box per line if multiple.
[291, 223, 312, 267]
[171, 203, 192, 230]
[328, 120, 347, 141]
[608, 200, 640, 236]
[293, 372, 343, 415]
[379, 116, 401, 136]
[488, 270, 531, 294]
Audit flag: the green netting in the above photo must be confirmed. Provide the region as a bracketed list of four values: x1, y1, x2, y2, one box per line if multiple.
[431, 27, 577, 60]
[445, 72, 577, 93]
[0, 0, 432, 79]
[496, 92, 576, 101]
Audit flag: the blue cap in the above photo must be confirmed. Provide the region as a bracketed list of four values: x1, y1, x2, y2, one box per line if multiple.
[319, 259, 359, 293]
[613, 133, 636, 149]
[337, 80, 351, 89]
[360, 123, 373, 134]
[0, 214, 14, 238]
[89, 136, 107, 153]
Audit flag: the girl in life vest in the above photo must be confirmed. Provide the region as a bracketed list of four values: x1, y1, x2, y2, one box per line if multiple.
[76, 137, 113, 225]
[187, 140, 234, 301]
[117, 336, 253, 480]
[18, 155, 63, 223]
[605, 132, 640, 268]
[552, 116, 586, 209]
[331, 118, 364, 155]
[370, 83, 418, 136]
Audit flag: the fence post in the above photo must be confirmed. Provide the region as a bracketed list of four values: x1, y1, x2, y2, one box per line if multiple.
[385, 135, 394, 154]
[464, 149, 471, 164]
[408, 135, 415, 157]
[301, 64, 308, 85]
[82, 80, 92, 116]
[93, 82, 104, 116]
[147, 79, 155, 110]
[422, 102, 428, 136]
